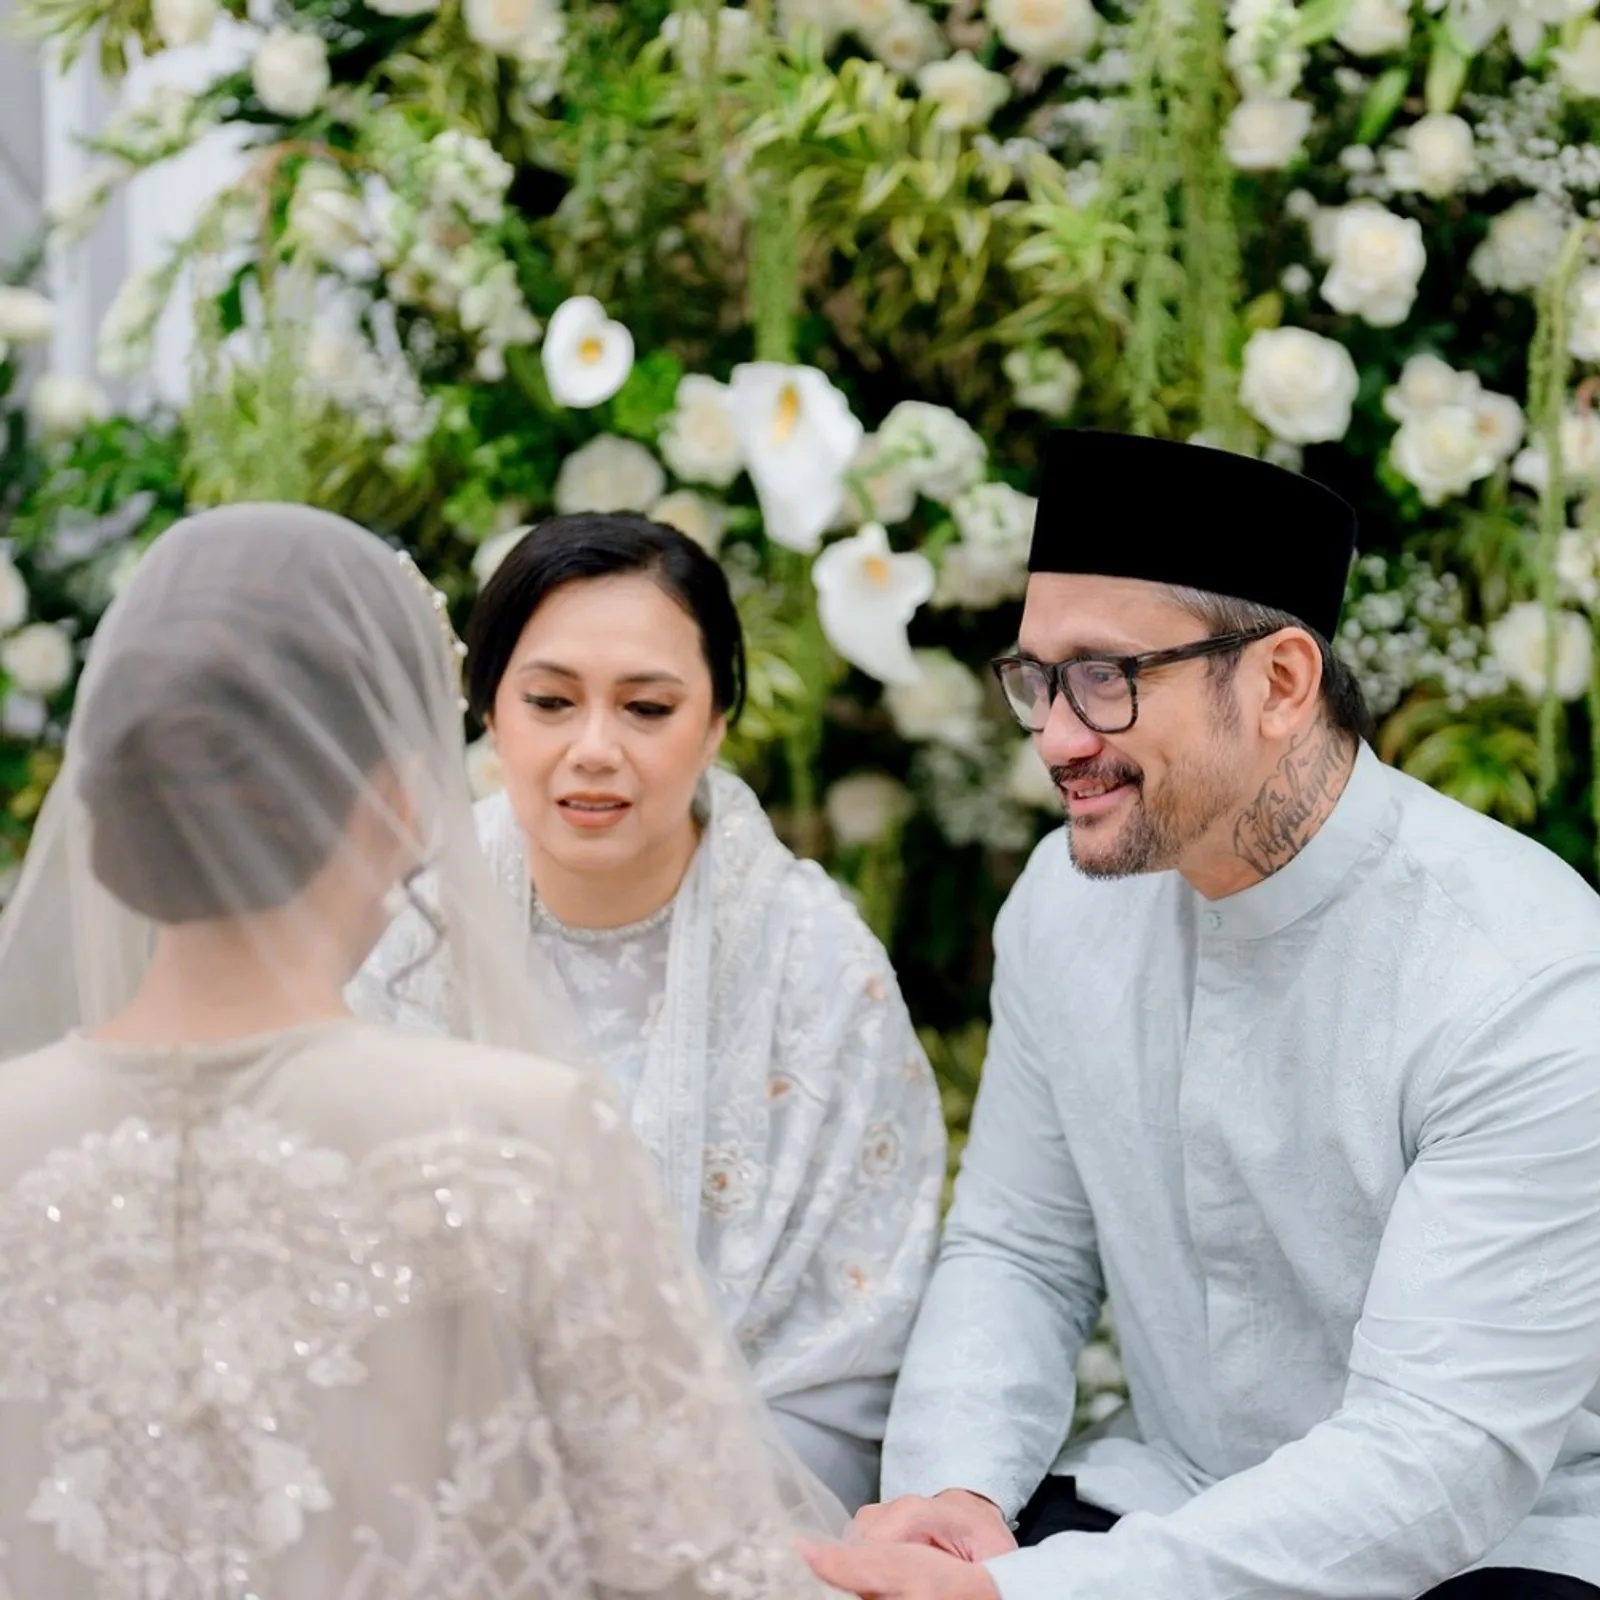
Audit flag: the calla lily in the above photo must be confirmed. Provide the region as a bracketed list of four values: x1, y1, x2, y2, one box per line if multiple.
[729, 362, 864, 553]
[542, 295, 634, 408]
[812, 522, 934, 686]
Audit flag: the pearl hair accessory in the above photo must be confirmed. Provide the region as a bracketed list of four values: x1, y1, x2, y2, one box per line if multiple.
[395, 549, 470, 712]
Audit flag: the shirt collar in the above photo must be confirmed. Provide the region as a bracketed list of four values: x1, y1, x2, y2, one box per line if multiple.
[1195, 742, 1399, 942]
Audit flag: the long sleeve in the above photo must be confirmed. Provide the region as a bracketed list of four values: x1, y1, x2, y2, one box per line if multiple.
[529, 1078, 826, 1600]
[741, 898, 947, 1511]
[983, 956, 1600, 1600]
[881, 876, 1105, 1516]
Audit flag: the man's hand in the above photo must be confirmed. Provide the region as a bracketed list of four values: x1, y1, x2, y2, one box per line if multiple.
[849, 1490, 1018, 1561]
[801, 1537, 1003, 1600]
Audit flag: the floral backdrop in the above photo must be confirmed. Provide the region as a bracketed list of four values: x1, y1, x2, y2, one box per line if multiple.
[7, 0, 1600, 1420]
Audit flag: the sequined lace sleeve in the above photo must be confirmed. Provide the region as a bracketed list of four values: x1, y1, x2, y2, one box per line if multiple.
[528, 1080, 826, 1600]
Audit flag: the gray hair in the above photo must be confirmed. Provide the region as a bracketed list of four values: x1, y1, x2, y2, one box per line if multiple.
[1163, 585, 1373, 744]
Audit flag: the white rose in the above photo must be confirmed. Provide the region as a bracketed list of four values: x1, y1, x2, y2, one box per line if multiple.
[931, 543, 1030, 610]
[1557, 20, 1600, 95]
[465, 734, 505, 799]
[0, 287, 56, 357]
[1239, 326, 1359, 444]
[1570, 267, 1600, 362]
[837, 0, 899, 32]
[659, 374, 743, 488]
[1223, 96, 1312, 171]
[1382, 352, 1478, 423]
[936, 474, 1036, 609]
[1005, 738, 1060, 810]
[660, 7, 754, 72]
[1390, 405, 1498, 505]
[865, 2, 948, 72]
[1335, 0, 1410, 53]
[1489, 601, 1593, 701]
[27, 374, 108, 438]
[465, 0, 561, 53]
[917, 52, 1011, 129]
[1320, 201, 1426, 328]
[1556, 528, 1600, 607]
[987, 0, 1098, 63]
[835, 433, 919, 528]
[1386, 113, 1475, 198]
[553, 435, 666, 514]
[1226, 0, 1305, 95]
[884, 649, 987, 747]
[1471, 198, 1568, 294]
[951, 480, 1037, 565]
[1002, 347, 1080, 418]
[1512, 410, 1600, 494]
[0, 622, 74, 696]
[650, 490, 729, 555]
[153, 0, 217, 48]
[778, 0, 844, 49]
[252, 29, 330, 119]
[825, 771, 913, 846]
[472, 526, 527, 586]
[367, 0, 440, 16]
[288, 165, 366, 263]
[1472, 389, 1526, 462]
[0, 557, 27, 632]
[876, 400, 987, 504]
[1075, 1341, 1125, 1393]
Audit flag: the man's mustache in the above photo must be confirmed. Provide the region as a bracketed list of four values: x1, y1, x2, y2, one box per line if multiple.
[1049, 760, 1143, 790]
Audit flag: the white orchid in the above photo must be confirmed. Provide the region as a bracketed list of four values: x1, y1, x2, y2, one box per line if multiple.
[729, 363, 864, 553]
[812, 522, 934, 685]
[541, 296, 634, 408]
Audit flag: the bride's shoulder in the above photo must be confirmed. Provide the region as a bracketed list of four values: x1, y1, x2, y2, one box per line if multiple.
[311, 1022, 590, 1134]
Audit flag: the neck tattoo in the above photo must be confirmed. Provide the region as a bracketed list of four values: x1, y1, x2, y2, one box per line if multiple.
[1230, 727, 1354, 881]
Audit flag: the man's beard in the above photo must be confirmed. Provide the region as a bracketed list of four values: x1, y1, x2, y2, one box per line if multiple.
[1052, 737, 1239, 879]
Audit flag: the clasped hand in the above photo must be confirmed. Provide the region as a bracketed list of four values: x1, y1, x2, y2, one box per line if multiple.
[800, 1490, 1014, 1600]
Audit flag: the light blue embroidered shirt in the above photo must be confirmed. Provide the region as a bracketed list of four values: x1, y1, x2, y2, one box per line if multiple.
[882, 744, 1600, 1598]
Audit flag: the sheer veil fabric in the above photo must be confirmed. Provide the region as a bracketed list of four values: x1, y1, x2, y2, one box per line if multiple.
[0, 504, 842, 1597]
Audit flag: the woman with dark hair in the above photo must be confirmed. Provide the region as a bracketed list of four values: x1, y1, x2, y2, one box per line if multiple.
[355, 513, 946, 1512]
[0, 504, 842, 1596]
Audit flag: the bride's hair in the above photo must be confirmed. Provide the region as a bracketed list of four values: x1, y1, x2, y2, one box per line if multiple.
[75, 515, 430, 925]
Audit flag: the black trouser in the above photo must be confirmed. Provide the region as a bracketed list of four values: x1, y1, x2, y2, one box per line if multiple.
[1012, 1475, 1600, 1599]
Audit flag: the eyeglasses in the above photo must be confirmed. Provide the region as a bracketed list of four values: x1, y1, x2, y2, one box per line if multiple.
[990, 628, 1280, 735]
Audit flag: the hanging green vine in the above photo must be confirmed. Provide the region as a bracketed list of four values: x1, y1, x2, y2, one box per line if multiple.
[1100, 0, 1243, 439]
[1525, 221, 1589, 803]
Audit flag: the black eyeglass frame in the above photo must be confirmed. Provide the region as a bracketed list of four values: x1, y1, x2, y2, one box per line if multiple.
[990, 627, 1282, 734]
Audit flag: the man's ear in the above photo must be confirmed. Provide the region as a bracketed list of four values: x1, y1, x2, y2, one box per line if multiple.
[1254, 629, 1324, 740]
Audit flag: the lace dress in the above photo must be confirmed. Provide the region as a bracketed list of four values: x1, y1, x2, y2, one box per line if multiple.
[529, 897, 672, 1112]
[0, 1020, 827, 1600]
[353, 771, 947, 1513]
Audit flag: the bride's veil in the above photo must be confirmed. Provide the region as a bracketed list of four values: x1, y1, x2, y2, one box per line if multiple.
[0, 502, 847, 1541]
